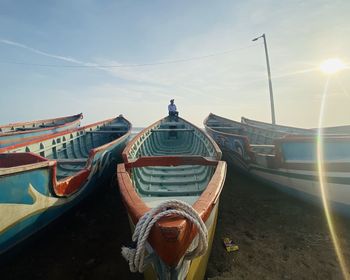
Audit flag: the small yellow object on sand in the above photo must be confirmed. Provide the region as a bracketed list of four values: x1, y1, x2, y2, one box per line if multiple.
[223, 237, 239, 252]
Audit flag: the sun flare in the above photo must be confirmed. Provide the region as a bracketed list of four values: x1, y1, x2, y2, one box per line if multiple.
[320, 58, 346, 74]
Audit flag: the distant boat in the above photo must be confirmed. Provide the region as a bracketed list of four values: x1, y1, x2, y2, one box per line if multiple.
[0, 115, 131, 255]
[0, 113, 83, 148]
[204, 113, 350, 215]
[117, 116, 226, 279]
[242, 116, 350, 135]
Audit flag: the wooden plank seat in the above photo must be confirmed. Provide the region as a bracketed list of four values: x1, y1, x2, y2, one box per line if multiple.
[86, 130, 128, 134]
[210, 126, 237, 129]
[125, 155, 218, 169]
[56, 158, 87, 164]
[103, 124, 127, 129]
[151, 128, 194, 132]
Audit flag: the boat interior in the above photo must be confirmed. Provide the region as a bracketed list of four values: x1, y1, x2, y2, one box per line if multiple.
[4, 117, 130, 181]
[126, 118, 219, 207]
[206, 115, 286, 146]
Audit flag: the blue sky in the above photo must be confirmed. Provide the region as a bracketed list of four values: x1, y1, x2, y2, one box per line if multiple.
[0, 0, 349, 127]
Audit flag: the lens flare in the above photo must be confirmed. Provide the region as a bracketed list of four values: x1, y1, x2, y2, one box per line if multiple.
[317, 77, 350, 280]
[320, 58, 346, 74]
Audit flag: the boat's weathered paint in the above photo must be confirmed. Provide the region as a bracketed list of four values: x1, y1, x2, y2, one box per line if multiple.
[0, 113, 83, 148]
[204, 113, 350, 215]
[118, 116, 226, 279]
[0, 115, 131, 254]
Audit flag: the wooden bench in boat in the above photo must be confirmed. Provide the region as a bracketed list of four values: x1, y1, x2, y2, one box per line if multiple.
[103, 124, 127, 129]
[125, 155, 218, 169]
[56, 158, 87, 164]
[86, 130, 128, 134]
[210, 126, 236, 129]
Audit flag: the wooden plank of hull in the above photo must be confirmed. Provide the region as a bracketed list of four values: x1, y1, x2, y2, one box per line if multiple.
[0, 113, 83, 148]
[0, 115, 132, 255]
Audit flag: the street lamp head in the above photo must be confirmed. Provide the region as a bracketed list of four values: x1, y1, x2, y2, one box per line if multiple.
[252, 34, 264, 42]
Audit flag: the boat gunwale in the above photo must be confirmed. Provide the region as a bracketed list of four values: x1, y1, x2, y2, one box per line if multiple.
[125, 155, 218, 169]
[0, 113, 83, 137]
[242, 116, 350, 135]
[241, 116, 311, 133]
[0, 152, 56, 176]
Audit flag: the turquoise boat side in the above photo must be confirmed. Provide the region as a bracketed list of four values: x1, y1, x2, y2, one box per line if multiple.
[0, 115, 131, 255]
[0, 113, 83, 148]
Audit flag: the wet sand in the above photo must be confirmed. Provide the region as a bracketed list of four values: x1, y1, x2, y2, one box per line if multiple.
[2, 164, 350, 279]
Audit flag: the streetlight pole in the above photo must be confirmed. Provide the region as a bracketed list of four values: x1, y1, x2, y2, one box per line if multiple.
[252, 33, 276, 125]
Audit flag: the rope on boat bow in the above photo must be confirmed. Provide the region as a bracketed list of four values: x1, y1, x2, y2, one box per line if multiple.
[121, 200, 208, 273]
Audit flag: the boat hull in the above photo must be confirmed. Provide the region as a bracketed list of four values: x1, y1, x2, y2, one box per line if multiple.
[204, 113, 350, 216]
[118, 116, 226, 279]
[0, 116, 131, 255]
[250, 164, 350, 216]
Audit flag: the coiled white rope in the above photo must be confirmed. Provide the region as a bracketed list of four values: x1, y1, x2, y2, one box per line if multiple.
[121, 200, 208, 273]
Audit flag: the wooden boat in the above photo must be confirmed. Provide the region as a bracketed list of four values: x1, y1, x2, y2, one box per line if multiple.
[204, 113, 350, 215]
[242, 116, 350, 135]
[0, 115, 131, 255]
[0, 113, 83, 148]
[117, 116, 226, 279]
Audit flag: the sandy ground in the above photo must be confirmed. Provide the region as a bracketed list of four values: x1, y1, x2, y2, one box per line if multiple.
[1, 163, 350, 279]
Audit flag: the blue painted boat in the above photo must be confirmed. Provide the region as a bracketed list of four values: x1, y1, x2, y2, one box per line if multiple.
[0, 115, 131, 255]
[0, 113, 83, 148]
[204, 113, 350, 215]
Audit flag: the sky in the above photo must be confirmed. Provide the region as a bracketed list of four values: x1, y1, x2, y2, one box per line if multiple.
[0, 0, 349, 128]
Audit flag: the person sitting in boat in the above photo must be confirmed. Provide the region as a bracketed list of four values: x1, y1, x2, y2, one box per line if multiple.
[168, 99, 179, 121]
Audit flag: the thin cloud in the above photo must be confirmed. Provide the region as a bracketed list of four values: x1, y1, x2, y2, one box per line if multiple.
[0, 39, 84, 64]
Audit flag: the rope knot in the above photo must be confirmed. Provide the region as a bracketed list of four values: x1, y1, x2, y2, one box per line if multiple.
[121, 200, 208, 273]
